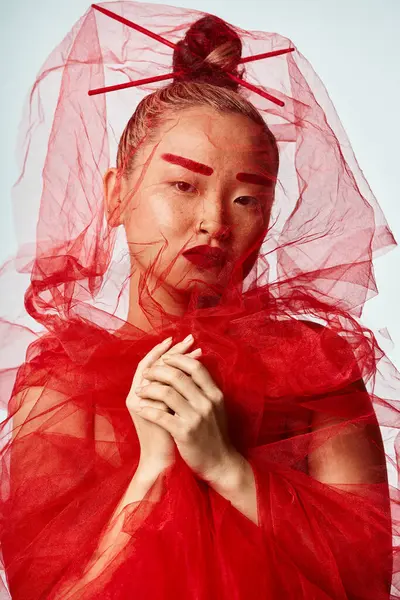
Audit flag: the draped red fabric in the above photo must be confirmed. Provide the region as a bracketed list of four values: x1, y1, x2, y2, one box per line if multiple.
[0, 1, 399, 598]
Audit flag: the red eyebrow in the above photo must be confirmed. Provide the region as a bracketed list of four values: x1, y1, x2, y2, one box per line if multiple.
[236, 172, 276, 186]
[161, 153, 275, 186]
[161, 153, 213, 176]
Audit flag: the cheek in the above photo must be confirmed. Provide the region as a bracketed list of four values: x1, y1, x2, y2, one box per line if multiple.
[124, 191, 192, 245]
[151, 198, 190, 232]
[232, 207, 269, 251]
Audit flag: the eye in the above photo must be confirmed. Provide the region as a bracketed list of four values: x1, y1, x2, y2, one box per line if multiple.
[172, 181, 197, 194]
[235, 196, 259, 207]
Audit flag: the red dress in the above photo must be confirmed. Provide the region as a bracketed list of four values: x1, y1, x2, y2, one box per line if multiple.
[0, 307, 394, 599]
[0, 2, 398, 598]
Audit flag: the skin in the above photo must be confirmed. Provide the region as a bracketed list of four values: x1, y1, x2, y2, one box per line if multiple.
[103, 106, 389, 528]
[104, 106, 276, 333]
[7, 108, 389, 597]
[103, 106, 276, 517]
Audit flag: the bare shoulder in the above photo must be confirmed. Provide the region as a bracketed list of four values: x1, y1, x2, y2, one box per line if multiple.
[11, 385, 87, 441]
[296, 322, 387, 484]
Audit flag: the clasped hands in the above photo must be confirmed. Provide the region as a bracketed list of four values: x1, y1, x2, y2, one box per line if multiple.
[131, 334, 244, 486]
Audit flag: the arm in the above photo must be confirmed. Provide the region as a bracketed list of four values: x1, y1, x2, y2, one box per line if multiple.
[307, 376, 392, 596]
[53, 461, 166, 599]
[207, 377, 392, 599]
[9, 386, 167, 600]
[308, 377, 389, 486]
[295, 320, 389, 486]
[206, 451, 259, 526]
[205, 378, 389, 528]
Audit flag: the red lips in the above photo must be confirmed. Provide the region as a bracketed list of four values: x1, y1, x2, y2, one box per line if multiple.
[182, 245, 227, 268]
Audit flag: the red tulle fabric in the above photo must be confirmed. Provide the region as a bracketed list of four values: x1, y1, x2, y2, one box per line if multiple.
[0, 2, 399, 599]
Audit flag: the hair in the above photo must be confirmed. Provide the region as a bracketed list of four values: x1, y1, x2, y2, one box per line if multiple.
[116, 15, 279, 177]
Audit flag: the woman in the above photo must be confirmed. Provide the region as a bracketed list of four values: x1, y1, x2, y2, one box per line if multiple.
[0, 2, 398, 599]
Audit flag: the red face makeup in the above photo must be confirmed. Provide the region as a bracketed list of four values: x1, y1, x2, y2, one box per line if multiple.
[119, 108, 276, 301]
[161, 153, 214, 176]
[161, 153, 274, 187]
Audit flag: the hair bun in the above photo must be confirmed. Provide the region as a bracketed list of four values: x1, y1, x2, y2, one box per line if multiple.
[172, 15, 244, 91]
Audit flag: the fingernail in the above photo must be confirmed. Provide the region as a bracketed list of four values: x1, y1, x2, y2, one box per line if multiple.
[183, 334, 194, 343]
[163, 336, 173, 344]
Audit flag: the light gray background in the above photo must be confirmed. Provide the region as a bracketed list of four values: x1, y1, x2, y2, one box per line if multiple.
[0, 2, 399, 595]
[1, 0, 399, 366]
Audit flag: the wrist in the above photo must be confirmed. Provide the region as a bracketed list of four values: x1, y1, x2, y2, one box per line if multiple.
[205, 450, 251, 493]
[134, 459, 171, 485]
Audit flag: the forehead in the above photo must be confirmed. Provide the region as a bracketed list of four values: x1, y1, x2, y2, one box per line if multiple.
[151, 107, 274, 166]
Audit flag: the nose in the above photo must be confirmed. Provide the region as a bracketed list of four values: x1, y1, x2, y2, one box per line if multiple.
[197, 195, 231, 241]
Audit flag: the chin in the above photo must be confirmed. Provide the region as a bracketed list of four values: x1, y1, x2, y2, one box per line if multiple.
[179, 266, 242, 297]
[160, 255, 247, 298]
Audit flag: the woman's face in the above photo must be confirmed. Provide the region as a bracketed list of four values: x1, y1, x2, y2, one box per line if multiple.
[104, 106, 277, 299]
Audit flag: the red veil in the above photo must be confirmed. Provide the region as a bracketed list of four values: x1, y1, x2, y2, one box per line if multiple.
[0, 1, 399, 598]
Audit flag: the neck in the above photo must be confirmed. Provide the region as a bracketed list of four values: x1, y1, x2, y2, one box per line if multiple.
[125, 269, 216, 333]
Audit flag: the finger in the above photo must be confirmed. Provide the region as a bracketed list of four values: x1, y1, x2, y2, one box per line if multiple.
[142, 363, 208, 414]
[162, 354, 223, 404]
[136, 405, 181, 438]
[153, 340, 198, 371]
[150, 335, 195, 369]
[187, 348, 202, 358]
[155, 346, 201, 368]
[161, 334, 195, 359]
[136, 382, 196, 420]
[135, 334, 196, 384]
[133, 379, 172, 414]
[128, 337, 174, 401]
[139, 336, 174, 372]
[134, 398, 170, 412]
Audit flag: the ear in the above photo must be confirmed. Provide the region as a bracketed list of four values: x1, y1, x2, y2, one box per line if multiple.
[103, 167, 123, 227]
